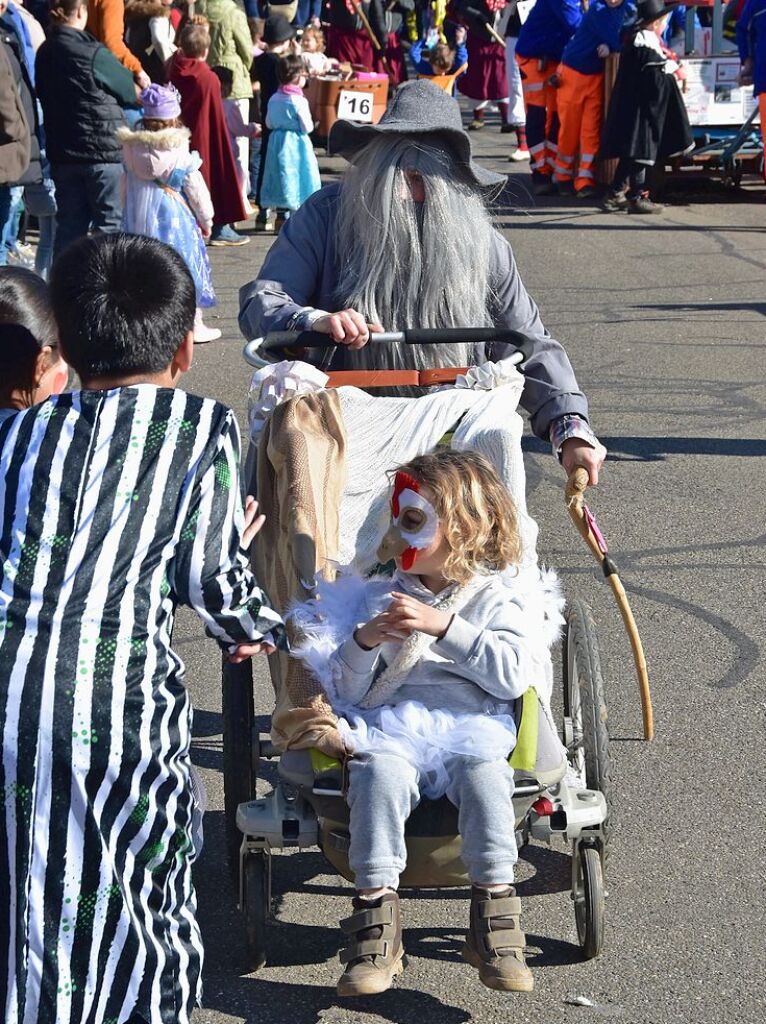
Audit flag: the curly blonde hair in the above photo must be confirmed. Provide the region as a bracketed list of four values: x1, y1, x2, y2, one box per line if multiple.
[392, 450, 522, 585]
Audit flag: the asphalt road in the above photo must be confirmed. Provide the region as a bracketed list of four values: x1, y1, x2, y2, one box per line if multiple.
[174, 124, 766, 1024]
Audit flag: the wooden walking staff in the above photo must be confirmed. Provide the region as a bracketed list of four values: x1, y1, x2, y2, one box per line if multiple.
[565, 467, 654, 741]
[347, 0, 394, 79]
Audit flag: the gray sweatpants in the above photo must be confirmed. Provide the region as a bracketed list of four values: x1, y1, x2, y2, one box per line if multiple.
[346, 751, 518, 890]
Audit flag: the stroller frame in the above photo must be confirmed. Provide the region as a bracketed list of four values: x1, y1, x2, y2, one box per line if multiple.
[224, 328, 613, 971]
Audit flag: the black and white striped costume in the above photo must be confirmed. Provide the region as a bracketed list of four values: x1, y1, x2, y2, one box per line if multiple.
[0, 386, 282, 1024]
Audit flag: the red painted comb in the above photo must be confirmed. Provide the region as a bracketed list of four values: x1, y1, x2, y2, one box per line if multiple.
[392, 470, 420, 517]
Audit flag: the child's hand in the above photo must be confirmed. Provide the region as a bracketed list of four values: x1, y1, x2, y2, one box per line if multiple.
[455, 26, 467, 45]
[228, 639, 277, 663]
[249, 122, 262, 137]
[388, 592, 453, 640]
[242, 496, 266, 548]
[354, 611, 409, 649]
[596, 43, 609, 58]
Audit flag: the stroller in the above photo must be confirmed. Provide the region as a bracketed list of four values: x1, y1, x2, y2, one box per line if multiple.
[224, 327, 614, 972]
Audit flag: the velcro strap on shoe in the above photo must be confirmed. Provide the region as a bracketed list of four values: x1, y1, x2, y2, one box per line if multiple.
[485, 927, 526, 951]
[479, 896, 522, 919]
[339, 939, 388, 965]
[339, 904, 394, 935]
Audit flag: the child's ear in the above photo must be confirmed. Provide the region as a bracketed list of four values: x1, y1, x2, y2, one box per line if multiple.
[173, 330, 195, 377]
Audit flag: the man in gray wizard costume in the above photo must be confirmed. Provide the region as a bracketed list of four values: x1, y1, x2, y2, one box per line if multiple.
[239, 78, 606, 482]
[238, 80, 607, 997]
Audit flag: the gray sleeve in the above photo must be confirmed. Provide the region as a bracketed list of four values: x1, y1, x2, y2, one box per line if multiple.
[330, 636, 381, 705]
[488, 232, 590, 440]
[238, 189, 332, 340]
[434, 605, 537, 701]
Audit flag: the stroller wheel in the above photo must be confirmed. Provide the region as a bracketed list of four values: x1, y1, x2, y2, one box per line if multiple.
[242, 849, 270, 971]
[573, 843, 605, 959]
[222, 655, 256, 880]
[562, 599, 613, 867]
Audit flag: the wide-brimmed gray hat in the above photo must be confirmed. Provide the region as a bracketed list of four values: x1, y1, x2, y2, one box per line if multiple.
[329, 79, 506, 188]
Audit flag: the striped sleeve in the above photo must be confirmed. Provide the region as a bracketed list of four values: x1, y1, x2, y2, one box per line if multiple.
[172, 409, 284, 651]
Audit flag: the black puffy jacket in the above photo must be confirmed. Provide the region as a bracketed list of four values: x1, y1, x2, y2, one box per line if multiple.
[35, 25, 125, 166]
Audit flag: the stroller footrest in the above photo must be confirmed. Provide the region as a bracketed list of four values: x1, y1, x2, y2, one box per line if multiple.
[236, 786, 318, 850]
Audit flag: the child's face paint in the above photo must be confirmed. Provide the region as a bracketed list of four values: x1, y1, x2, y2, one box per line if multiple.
[376, 471, 440, 570]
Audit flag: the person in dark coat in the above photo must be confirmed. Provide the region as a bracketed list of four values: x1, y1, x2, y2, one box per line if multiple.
[600, 0, 692, 214]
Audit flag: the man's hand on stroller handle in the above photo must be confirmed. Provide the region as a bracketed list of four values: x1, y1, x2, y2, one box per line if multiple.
[560, 438, 607, 487]
[312, 309, 384, 349]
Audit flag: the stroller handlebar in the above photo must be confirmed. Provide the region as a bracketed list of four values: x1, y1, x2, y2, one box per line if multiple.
[244, 328, 536, 367]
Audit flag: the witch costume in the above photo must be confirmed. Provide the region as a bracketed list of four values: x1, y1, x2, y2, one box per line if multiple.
[601, 1, 693, 168]
[0, 388, 282, 1023]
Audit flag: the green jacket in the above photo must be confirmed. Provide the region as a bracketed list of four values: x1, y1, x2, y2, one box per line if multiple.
[198, 0, 252, 100]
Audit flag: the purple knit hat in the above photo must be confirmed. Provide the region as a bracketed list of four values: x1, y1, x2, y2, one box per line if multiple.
[141, 84, 182, 120]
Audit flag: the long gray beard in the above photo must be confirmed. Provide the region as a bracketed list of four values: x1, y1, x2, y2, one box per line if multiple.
[334, 138, 496, 386]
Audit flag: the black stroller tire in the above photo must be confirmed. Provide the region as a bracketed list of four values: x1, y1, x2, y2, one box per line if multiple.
[562, 599, 613, 865]
[242, 850, 270, 971]
[222, 655, 256, 879]
[574, 843, 605, 959]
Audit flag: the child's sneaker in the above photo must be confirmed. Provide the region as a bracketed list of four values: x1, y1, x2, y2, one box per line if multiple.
[209, 224, 250, 246]
[628, 192, 663, 214]
[463, 885, 534, 992]
[337, 892, 405, 997]
[509, 146, 530, 162]
[193, 309, 221, 344]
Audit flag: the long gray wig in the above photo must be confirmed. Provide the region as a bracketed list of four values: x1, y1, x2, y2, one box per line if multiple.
[334, 136, 498, 374]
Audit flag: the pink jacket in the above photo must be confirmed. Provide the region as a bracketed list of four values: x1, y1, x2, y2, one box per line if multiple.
[118, 125, 214, 232]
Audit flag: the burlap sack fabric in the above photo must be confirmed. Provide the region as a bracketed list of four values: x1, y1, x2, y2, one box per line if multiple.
[254, 390, 347, 753]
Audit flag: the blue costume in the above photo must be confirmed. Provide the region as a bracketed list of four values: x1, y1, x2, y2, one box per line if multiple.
[737, 0, 766, 96]
[261, 88, 322, 212]
[516, 0, 583, 61]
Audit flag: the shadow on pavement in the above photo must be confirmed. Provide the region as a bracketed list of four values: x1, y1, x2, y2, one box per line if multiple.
[522, 434, 766, 460]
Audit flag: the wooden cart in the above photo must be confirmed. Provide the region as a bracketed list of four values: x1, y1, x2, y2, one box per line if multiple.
[306, 75, 389, 139]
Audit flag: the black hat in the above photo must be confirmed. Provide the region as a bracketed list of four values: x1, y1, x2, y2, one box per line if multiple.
[329, 79, 506, 188]
[636, 0, 677, 26]
[262, 13, 295, 45]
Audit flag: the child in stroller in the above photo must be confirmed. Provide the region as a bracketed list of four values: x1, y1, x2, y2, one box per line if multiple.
[292, 449, 560, 997]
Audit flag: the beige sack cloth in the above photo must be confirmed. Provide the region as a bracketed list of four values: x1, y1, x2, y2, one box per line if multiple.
[254, 390, 346, 752]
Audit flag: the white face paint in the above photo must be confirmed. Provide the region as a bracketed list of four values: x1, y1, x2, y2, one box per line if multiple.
[393, 488, 439, 551]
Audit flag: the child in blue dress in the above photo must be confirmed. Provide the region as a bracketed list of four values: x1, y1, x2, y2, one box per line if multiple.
[260, 54, 321, 222]
[119, 84, 221, 343]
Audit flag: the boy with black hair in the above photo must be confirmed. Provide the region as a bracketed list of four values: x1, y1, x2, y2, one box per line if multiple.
[0, 232, 282, 1024]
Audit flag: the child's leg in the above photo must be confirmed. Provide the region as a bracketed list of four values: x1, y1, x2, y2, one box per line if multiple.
[347, 750, 420, 890]
[760, 94, 766, 184]
[445, 757, 517, 884]
[337, 751, 417, 997]
[447, 756, 534, 993]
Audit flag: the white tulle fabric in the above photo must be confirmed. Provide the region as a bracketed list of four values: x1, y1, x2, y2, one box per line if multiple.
[337, 704, 519, 799]
[248, 360, 329, 443]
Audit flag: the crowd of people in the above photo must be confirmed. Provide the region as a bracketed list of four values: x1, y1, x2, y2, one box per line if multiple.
[1, 0, 764, 303]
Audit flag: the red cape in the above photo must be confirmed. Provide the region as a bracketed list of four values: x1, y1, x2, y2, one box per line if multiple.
[168, 52, 246, 227]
